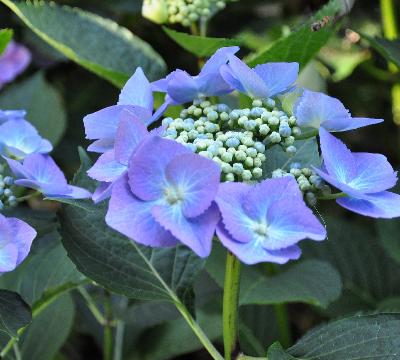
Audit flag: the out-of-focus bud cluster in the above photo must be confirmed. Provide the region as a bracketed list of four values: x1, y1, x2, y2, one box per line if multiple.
[142, 0, 236, 27]
[272, 162, 332, 206]
[0, 164, 17, 210]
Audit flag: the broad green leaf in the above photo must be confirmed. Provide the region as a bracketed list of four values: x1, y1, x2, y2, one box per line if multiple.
[246, 0, 343, 68]
[363, 35, 400, 69]
[268, 313, 400, 360]
[262, 138, 320, 178]
[19, 293, 75, 360]
[376, 218, 400, 264]
[302, 216, 400, 316]
[0, 290, 31, 338]
[163, 27, 241, 57]
[240, 260, 341, 307]
[0, 29, 13, 54]
[58, 149, 205, 302]
[206, 243, 341, 308]
[0, 209, 85, 312]
[0, 72, 67, 146]
[1, 0, 166, 87]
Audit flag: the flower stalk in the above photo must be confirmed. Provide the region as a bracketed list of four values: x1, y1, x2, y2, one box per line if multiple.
[223, 251, 242, 360]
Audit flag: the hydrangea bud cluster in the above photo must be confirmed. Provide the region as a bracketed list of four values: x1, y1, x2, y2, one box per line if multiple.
[0, 164, 17, 210]
[166, 0, 234, 27]
[162, 99, 267, 181]
[272, 163, 331, 206]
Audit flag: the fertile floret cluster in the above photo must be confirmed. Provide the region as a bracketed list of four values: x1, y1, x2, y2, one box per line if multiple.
[272, 163, 331, 206]
[162, 98, 300, 182]
[0, 166, 17, 210]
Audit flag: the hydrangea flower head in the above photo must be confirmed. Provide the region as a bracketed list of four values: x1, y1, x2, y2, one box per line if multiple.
[106, 136, 221, 257]
[87, 109, 163, 202]
[84, 67, 157, 154]
[0, 41, 31, 89]
[0, 109, 26, 125]
[5, 154, 91, 199]
[0, 213, 36, 274]
[216, 177, 326, 264]
[294, 90, 383, 132]
[315, 128, 400, 218]
[152, 46, 239, 105]
[0, 119, 52, 159]
[220, 54, 299, 99]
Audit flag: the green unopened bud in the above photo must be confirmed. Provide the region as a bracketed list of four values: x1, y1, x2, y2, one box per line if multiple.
[242, 170, 252, 181]
[252, 167, 263, 179]
[142, 0, 168, 24]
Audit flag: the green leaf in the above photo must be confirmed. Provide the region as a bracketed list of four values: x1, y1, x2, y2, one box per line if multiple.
[240, 260, 342, 308]
[0, 209, 85, 312]
[376, 218, 400, 264]
[163, 27, 241, 57]
[0, 28, 13, 55]
[0, 290, 31, 338]
[0, 72, 67, 146]
[302, 216, 400, 316]
[262, 138, 320, 178]
[363, 35, 400, 69]
[268, 313, 400, 360]
[206, 243, 341, 308]
[19, 293, 75, 360]
[246, 0, 343, 68]
[58, 149, 205, 302]
[1, 0, 166, 87]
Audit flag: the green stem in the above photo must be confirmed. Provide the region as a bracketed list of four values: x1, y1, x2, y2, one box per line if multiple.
[265, 264, 292, 348]
[17, 190, 41, 203]
[274, 304, 292, 348]
[223, 251, 242, 360]
[113, 297, 128, 360]
[236, 355, 264, 360]
[13, 343, 21, 360]
[381, 0, 398, 40]
[78, 286, 108, 325]
[103, 291, 113, 360]
[294, 129, 318, 140]
[318, 192, 347, 200]
[175, 301, 224, 360]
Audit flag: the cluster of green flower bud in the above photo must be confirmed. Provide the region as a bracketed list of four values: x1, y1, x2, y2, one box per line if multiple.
[272, 163, 331, 206]
[142, 0, 236, 27]
[162, 100, 266, 182]
[0, 164, 17, 210]
[227, 99, 301, 156]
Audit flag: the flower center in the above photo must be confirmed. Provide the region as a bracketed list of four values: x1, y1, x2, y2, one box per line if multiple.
[164, 186, 185, 205]
[253, 222, 268, 237]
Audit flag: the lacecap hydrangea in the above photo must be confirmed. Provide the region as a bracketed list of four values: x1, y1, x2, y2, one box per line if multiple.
[84, 46, 400, 265]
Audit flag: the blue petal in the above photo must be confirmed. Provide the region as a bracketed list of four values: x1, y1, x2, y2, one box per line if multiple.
[92, 182, 114, 203]
[319, 128, 357, 184]
[253, 62, 299, 97]
[87, 151, 127, 182]
[128, 137, 189, 201]
[106, 176, 178, 247]
[165, 153, 221, 218]
[199, 46, 240, 75]
[220, 55, 269, 98]
[0, 243, 18, 272]
[166, 70, 200, 104]
[337, 191, 400, 219]
[217, 222, 301, 265]
[118, 67, 153, 111]
[323, 117, 383, 132]
[152, 202, 219, 257]
[7, 216, 36, 266]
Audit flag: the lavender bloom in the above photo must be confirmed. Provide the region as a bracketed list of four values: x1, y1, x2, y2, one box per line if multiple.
[5, 154, 91, 199]
[216, 177, 326, 265]
[0, 213, 36, 274]
[106, 136, 221, 257]
[152, 46, 239, 105]
[87, 110, 163, 202]
[314, 128, 400, 218]
[0, 41, 31, 90]
[294, 90, 383, 132]
[0, 109, 26, 125]
[0, 120, 52, 159]
[84, 68, 157, 154]
[219, 54, 299, 99]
